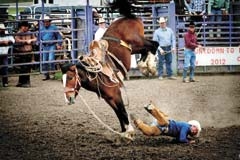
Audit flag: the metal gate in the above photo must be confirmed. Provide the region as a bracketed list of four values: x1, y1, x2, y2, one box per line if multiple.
[1, 2, 240, 80]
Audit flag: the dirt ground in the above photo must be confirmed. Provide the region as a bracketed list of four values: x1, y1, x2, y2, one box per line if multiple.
[0, 74, 239, 160]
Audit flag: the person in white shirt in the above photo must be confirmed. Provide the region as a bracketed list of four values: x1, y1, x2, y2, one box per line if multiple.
[0, 23, 15, 87]
[94, 18, 107, 41]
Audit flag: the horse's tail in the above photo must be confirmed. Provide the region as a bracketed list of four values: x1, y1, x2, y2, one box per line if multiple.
[106, 0, 136, 19]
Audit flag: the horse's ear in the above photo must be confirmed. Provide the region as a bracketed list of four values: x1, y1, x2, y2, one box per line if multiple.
[89, 40, 98, 51]
[60, 63, 75, 74]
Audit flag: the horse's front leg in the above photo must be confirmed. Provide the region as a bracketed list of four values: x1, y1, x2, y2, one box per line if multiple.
[106, 97, 135, 141]
[104, 94, 134, 133]
[105, 97, 128, 132]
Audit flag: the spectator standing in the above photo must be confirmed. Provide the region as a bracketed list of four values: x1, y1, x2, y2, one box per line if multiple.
[14, 21, 37, 87]
[130, 102, 201, 144]
[183, 21, 202, 83]
[0, 23, 15, 87]
[208, 0, 230, 37]
[92, 8, 101, 37]
[94, 18, 107, 41]
[40, 16, 62, 80]
[184, 0, 206, 24]
[153, 17, 176, 80]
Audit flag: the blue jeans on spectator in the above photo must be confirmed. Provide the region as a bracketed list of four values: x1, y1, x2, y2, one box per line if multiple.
[183, 49, 196, 80]
[209, 8, 223, 24]
[42, 45, 56, 78]
[157, 47, 173, 77]
[0, 55, 8, 86]
[209, 8, 223, 37]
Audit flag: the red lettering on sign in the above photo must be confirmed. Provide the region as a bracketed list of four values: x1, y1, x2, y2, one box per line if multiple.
[216, 48, 224, 54]
[237, 56, 240, 62]
[211, 59, 226, 65]
[230, 48, 234, 54]
[227, 48, 229, 53]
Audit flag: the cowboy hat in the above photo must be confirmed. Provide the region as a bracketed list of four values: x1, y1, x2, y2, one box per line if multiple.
[188, 120, 201, 137]
[18, 21, 30, 28]
[188, 21, 195, 27]
[98, 18, 106, 24]
[43, 16, 51, 21]
[0, 23, 6, 30]
[158, 17, 166, 23]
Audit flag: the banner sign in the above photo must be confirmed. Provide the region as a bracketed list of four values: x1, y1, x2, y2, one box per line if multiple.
[195, 47, 240, 66]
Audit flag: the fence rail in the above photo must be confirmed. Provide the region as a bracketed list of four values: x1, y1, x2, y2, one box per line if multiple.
[1, 3, 240, 80]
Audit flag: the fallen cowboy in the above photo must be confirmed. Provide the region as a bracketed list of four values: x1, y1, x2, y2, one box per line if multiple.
[131, 102, 201, 144]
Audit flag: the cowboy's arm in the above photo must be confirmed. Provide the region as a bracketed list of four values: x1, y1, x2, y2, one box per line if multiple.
[0, 36, 14, 46]
[178, 127, 189, 143]
[207, 0, 213, 14]
[201, 0, 206, 15]
[224, 0, 230, 14]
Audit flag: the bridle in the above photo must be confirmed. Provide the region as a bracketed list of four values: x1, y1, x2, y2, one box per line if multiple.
[63, 67, 81, 103]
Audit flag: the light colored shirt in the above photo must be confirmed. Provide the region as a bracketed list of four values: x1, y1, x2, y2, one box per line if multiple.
[94, 28, 107, 41]
[40, 24, 62, 46]
[0, 33, 15, 55]
[153, 27, 176, 49]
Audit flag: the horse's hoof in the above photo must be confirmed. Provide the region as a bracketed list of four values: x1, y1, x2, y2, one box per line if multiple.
[120, 131, 135, 142]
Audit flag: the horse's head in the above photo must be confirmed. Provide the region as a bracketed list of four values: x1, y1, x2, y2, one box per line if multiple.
[61, 64, 81, 105]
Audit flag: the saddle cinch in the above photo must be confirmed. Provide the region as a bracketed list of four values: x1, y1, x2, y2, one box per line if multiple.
[79, 40, 124, 83]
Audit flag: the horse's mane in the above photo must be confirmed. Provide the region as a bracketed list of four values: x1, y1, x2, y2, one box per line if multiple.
[107, 0, 137, 19]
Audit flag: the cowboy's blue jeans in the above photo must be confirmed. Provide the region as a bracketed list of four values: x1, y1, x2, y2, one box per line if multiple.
[157, 50, 173, 77]
[183, 49, 196, 80]
[209, 9, 222, 26]
[42, 45, 56, 76]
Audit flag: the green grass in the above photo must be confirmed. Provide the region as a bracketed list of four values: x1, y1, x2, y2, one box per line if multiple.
[1, 0, 30, 15]
[54, 72, 63, 80]
[8, 7, 25, 15]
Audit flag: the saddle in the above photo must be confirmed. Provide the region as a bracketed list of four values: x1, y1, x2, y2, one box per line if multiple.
[80, 40, 123, 83]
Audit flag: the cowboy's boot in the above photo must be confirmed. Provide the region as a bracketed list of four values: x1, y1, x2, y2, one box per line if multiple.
[130, 113, 161, 136]
[144, 103, 169, 126]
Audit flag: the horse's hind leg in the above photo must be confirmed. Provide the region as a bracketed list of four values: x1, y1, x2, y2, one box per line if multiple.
[143, 39, 159, 55]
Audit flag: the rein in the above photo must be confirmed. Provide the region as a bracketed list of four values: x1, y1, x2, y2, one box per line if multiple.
[106, 51, 128, 79]
[78, 57, 103, 73]
[102, 36, 132, 52]
[78, 94, 133, 141]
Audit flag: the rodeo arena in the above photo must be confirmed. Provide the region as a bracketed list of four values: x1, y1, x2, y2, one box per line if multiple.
[0, 0, 240, 159]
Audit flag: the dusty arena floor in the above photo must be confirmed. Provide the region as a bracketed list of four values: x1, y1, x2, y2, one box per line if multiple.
[0, 74, 239, 160]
